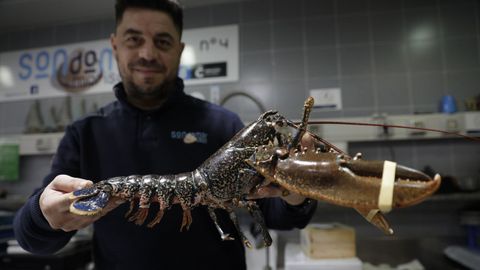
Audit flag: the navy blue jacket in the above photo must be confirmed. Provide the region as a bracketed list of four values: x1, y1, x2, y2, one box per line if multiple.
[13, 78, 316, 270]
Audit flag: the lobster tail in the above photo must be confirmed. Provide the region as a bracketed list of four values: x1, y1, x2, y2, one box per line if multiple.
[70, 190, 111, 216]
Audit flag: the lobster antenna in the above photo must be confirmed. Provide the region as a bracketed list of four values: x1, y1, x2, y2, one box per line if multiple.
[304, 120, 480, 142]
[303, 129, 349, 155]
[288, 97, 315, 150]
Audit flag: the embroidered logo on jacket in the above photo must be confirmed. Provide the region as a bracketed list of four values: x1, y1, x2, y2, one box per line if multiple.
[171, 131, 208, 144]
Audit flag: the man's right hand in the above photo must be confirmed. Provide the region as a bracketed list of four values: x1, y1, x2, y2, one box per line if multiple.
[39, 175, 124, 232]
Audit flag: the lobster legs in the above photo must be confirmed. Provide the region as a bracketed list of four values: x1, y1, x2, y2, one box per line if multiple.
[70, 173, 268, 247]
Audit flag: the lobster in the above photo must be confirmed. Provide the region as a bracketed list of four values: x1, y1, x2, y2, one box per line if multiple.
[69, 97, 441, 247]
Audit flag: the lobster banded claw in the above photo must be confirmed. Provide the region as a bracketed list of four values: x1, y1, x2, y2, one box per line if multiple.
[247, 142, 441, 235]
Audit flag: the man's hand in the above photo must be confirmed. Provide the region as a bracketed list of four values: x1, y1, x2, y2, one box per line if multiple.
[248, 184, 307, 206]
[39, 175, 124, 232]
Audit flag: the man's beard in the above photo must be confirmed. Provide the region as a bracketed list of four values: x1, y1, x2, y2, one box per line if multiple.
[121, 58, 177, 104]
[124, 78, 175, 103]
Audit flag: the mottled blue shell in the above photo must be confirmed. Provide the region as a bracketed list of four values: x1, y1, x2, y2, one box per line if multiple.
[70, 191, 110, 215]
[72, 186, 100, 198]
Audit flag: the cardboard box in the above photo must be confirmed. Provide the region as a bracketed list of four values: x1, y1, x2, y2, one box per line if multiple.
[285, 243, 362, 270]
[300, 223, 356, 259]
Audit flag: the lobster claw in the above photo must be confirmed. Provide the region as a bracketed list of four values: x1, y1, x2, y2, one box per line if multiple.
[343, 159, 441, 209]
[347, 160, 441, 235]
[246, 144, 441, 235]
[355, 208, 393, 235]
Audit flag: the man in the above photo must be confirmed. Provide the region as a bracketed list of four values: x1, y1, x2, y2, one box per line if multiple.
[13, 1, 317, 269]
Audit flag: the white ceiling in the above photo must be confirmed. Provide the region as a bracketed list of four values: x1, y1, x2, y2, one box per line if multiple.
[0, 0, 243, 32]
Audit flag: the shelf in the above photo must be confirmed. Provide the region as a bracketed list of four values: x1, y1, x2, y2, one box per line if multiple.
[2, 111, 480, 156]
[308, 111, 480, 143]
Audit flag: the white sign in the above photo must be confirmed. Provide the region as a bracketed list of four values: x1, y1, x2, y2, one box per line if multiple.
[179, 25, 239, 85]
[310, 88, 343, 111]
[0, 25, 239, 102]
[0, 40, 119, 102]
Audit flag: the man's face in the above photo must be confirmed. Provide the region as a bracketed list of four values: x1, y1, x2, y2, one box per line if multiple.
[111, 8, 184, 103]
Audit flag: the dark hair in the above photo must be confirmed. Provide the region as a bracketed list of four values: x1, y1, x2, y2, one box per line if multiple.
[115, 0, 184, 37]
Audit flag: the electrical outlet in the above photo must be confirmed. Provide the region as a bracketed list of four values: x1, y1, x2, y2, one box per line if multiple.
[210, 85, 220, 104]
[446, 119, 459, 132]
[465, 112, 480, 132]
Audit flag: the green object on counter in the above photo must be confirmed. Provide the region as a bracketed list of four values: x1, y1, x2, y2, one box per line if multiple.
[0, 140, 19, 181]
